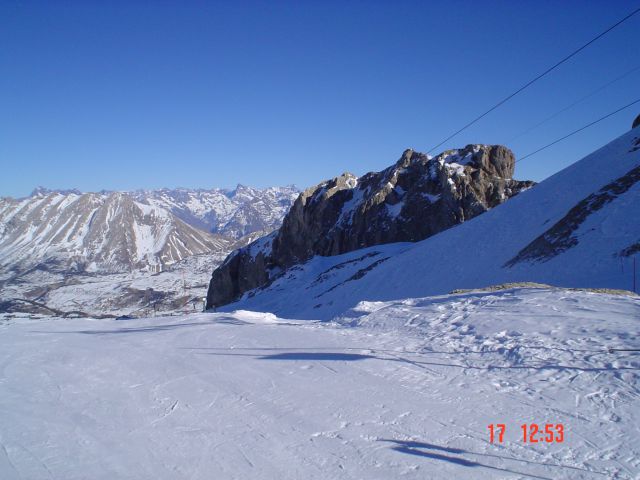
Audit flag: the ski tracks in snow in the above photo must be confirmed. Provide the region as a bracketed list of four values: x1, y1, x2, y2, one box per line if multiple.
[0, 290, 638, 479]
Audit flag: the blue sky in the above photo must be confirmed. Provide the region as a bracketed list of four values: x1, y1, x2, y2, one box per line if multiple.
[1, 0, 639, 198]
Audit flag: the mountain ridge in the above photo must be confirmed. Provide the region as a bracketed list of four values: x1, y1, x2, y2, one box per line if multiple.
[0, 191, 227, 274]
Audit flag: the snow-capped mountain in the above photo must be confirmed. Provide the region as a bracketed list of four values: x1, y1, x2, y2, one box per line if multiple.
[132, 184, 299, 239]
[0, 185, 299, 317]
[0, 184, 299, 275]
[215, 126, 640, 319]
[0, 191, 230, 274]
[207, 144, 534, 308]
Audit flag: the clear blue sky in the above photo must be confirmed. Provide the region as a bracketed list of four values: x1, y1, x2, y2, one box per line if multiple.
[1, 0, 639, 198]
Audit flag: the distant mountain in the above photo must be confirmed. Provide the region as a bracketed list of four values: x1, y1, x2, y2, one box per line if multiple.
[0, 191, 230, 274]
[207, 144, 534, 308]
[131, 184, 300, 239]
[0, 184, 300, 316]
[0, 185, 299, 275]
[214, 126, 640, 320]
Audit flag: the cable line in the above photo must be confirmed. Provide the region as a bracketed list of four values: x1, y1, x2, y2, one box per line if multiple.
[517, 98, 640, 163]
[507, 64, 640, 143]
[427, 6, 640, 154]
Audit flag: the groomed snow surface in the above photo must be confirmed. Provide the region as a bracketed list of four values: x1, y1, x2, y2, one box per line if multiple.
[1, 287, 638, 479]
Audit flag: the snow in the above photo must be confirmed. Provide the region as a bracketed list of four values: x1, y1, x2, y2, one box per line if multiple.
[131, 185, 299, 238]
[0, 252, 226, 318]
[446, 162, 466, 176]
[345, 177, 358, 189]
[439, 150, 473, 168]
[422, 192, 441, 203]
[135, 201, 170, 219]
[1, 115, 639, 480]
[246, 231, 276, 260]
[386, 201, 404, 218]
[0, 191, 229, 275]
[337, 187, 365, 226]
[0, 288, 637, 479]
[130, 203, 175, 264]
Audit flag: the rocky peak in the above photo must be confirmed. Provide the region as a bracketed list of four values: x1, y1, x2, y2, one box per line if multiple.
[30, 186, 83, 197]
[207, 144, 535, 309]
[395, 148, 430, 169]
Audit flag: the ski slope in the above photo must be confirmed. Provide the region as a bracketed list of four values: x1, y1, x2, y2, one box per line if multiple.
[1, 288, 638, 479]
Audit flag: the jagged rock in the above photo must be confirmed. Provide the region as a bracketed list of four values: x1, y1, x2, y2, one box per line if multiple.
[207, 145, 535, 308]
[633, 113, 640, 130]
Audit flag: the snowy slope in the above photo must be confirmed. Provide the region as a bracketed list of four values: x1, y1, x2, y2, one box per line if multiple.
[0, 288, 638, 479]
[220, 128, 640, 320]
[0, 252, 226, 318]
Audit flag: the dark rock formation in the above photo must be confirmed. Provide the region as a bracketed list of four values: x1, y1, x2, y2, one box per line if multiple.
[207, 145, 535, 308]
[633, 113, 640, 130]
[506, 163, 640, 266]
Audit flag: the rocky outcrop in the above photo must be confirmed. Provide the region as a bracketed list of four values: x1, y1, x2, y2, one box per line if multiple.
[633, 113, 640, 130]
[207, 145, 535, 308]
[505, 163, 640, 266]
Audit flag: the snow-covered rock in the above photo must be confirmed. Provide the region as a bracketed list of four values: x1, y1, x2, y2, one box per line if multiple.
[207, 145, 533, 309]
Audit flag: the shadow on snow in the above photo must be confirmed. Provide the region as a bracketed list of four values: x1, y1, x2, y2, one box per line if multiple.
[258, 352, 373, 361]
[381, 439, 606, 478]
[186, 347, 640, 372]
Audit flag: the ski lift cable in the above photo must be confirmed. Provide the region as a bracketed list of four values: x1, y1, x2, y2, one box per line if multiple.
[507, 64, 640, 144]
[516, 97, 640, 163]
[426, 6, 640, 154]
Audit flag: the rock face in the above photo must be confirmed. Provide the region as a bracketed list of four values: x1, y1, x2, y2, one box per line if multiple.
[633, 113, 640, 130]
[207, 145, 535, 308]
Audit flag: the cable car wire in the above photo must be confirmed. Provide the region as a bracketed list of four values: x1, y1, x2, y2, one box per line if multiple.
[427, 6, 640, 154]
[517, 98, 640, 163]
[507, 64, 640, 143]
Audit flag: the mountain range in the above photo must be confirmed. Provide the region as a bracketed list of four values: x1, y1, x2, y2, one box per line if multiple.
[0, 185, 299, 317]
[130, 184, 299, 239]
[0, 185, 299, 275]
